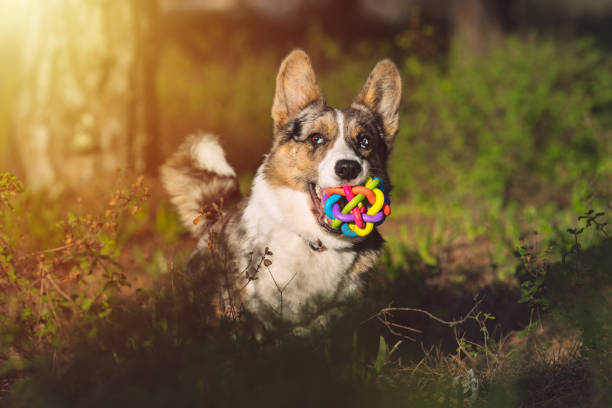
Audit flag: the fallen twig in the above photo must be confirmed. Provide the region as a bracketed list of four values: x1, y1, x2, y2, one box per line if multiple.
[371, 297, 484, 340]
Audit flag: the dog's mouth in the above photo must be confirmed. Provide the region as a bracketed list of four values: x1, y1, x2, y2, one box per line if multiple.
[307, 182, 342, 235]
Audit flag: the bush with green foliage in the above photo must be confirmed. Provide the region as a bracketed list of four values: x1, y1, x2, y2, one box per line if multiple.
[390, 36, 612, 273]
[0, 174, 150, 361]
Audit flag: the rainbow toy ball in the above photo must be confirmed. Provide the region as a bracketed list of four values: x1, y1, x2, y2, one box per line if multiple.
[322, 177, 391, 237]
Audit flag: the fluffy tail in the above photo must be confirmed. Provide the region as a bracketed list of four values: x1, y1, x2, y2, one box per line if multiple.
[160, 132, 240, 237]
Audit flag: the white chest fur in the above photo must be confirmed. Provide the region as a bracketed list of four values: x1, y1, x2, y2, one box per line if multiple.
[239, 171, 358, 322]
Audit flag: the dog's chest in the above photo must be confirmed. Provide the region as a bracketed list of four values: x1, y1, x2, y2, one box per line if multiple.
[240, 228, 358, 320]
[235, 173, 363, 321]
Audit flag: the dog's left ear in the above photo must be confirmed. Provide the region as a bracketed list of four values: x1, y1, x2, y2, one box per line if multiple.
[353, 60, 402, 148]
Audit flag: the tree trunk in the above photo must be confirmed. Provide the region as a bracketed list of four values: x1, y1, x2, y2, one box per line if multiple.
[140, 0, 162, 176]
[12, 1, 134, 191]
[126, 0, 140, 172]
[450, 0, 503, 57]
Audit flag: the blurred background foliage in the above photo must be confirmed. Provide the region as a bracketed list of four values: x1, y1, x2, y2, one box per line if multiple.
[1, 0, 611, 406]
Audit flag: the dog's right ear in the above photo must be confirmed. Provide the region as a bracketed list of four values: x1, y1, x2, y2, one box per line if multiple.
[271, 49, 324, 129]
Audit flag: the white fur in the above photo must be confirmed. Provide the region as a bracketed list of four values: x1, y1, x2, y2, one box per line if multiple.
[190, 132, 236, 177]
[317, 109, 369, 188]
[240, 168, 358, 322]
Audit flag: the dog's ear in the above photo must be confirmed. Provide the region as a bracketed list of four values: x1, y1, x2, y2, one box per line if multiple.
[271, 49, 324, 129]
[353, 59, 402, 148]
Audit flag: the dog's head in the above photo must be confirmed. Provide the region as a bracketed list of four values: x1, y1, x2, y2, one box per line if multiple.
[260, 49, 401, 237]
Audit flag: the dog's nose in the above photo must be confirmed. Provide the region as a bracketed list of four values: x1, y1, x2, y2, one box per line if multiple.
[334, 160, 362, 181]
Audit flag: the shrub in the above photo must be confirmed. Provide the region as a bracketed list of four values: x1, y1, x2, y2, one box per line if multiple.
[390, 36, 612, 272]
[0, 173, 150, 359]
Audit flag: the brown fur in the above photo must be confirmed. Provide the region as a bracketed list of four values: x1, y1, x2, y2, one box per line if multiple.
[160, 134, 240, 237]
[264, 107, 337, 190]
[271, 50, 324, 129]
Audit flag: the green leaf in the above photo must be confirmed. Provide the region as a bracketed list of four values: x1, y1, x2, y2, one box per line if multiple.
[81, 297, 94, 312]
[374, 336, 388, 374]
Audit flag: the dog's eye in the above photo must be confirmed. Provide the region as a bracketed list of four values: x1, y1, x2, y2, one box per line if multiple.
[358, 134, 370, 149]
[309, 133, 325, 145]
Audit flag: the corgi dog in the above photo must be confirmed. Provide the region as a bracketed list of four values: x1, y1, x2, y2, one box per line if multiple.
[161, 49, 401, 326]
